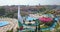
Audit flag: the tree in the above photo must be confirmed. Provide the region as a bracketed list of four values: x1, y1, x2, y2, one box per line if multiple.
[38, 7, 46, 13]
[0, 8, 5, 16]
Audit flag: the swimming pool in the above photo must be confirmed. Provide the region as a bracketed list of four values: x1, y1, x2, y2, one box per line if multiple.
[0, 21, 9, 27]
[26, 16, 37, 21]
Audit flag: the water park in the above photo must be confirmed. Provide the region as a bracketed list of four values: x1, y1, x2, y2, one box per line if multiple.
[0, 6, 60, 32]
[17, 14, 60, 32]
[17, 6, 60, 32]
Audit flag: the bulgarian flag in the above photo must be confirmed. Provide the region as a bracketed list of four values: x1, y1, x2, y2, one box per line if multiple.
[18, 5, 23, 27]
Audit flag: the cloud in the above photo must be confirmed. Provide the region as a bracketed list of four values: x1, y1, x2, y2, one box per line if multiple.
[0, 0, 19, 6]
[0, 0, 60, 6]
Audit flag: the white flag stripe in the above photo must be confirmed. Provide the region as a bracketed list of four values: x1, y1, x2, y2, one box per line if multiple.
[18, 5, 23, 23]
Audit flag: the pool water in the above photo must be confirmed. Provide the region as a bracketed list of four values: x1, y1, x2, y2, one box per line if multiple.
[0, 21, 9, 27]
[26, 16, 37, 21]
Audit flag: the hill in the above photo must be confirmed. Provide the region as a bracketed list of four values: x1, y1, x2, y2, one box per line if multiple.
[0, 5, 60, 19]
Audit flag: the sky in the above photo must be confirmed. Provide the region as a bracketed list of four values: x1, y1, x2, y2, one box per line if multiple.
[0, 0, 60, 6]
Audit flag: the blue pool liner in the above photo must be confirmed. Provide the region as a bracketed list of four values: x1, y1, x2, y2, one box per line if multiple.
[0, 21, 9, 27]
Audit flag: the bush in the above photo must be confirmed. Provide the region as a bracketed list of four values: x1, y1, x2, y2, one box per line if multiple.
[6, 28, 13, 32]
[45, 21, 53, 26]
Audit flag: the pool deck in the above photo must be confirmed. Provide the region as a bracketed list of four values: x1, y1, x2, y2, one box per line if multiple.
[0, 18, 18, 32]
